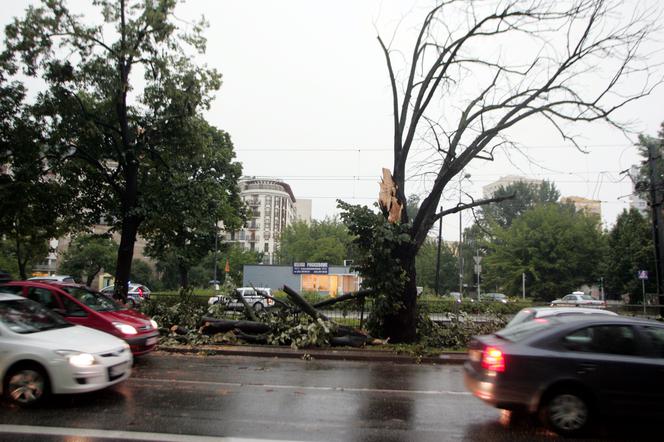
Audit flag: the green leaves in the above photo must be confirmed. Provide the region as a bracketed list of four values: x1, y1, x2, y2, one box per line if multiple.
[483, 204, 605, 301]
[277, 218, 353, 264]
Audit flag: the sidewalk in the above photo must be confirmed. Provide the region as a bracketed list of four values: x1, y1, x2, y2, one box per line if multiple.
[157, 343, 468, 365]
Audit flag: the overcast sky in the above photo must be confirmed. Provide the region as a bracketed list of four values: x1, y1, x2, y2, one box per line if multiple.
[3, 0, 663, 241]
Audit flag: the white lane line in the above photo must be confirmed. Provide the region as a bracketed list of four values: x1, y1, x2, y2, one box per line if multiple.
[129, 377, 471, 396]
[0, 424, 307, 442]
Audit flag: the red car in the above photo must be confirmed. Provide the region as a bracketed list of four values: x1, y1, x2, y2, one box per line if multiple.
[0, 281, 160, 356]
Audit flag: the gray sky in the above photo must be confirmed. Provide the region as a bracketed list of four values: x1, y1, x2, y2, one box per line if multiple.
[3, 0, 663, 241]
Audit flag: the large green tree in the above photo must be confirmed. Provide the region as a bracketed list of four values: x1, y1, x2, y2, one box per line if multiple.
[277, 218, 354, 265]
[603, 209, 656, 302]
[59, 234, 117, 286]
[483, 204, 606, 302]
[341, 1, 654, 342]
[141, 121, 244, 288]
[480, 180, 560, 229]
[2, 0, 221, 301]
[0, 81, 77, 278]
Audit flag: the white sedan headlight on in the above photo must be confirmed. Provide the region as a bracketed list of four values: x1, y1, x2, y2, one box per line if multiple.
[55, 351, 96, 367]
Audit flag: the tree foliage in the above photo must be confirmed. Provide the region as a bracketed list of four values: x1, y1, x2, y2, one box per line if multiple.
[415, 237, 458, 295]
[142, 121, 245, 288]
[603, 209, 655, 302]
[483, 204, 606, 301]
[59, 234, 118, 286]
[277, 218, 354, 265]
[480, 180, 561, 229]
[2, 0, 222, 300]
[0, 82, 77, 278]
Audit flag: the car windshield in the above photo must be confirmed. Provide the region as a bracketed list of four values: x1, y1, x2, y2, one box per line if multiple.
[0, 299, 73, 334]
[60, 287, 121, 312]
[496, 317, 560, 342]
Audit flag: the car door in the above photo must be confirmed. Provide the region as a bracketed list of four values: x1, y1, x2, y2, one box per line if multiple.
[26, 286, 64, 313]
[635, 324, 664, 413]
[58, 294, 90, 327]
[561, 324, 652, 412]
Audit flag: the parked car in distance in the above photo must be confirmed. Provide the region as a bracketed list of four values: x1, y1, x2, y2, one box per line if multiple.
[208, 287, 274, 311]
[480, 292, 508, 303]
[506, 306, 618, 329]
[464, 315, 664, 436]
[0, 293, 132, 406]
[550, 291, 605, 308]
[28, 275, 75, 283]
[447, 292, 462, 302]
[100, 283, 151, 307]
[0, 281, 159, 356]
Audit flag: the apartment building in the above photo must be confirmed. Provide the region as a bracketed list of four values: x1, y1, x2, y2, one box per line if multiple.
[223, 177, 311, 264]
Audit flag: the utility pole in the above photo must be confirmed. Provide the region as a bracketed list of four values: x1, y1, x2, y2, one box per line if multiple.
[435, 207, 443, 296]
[646, 141, 664, 313]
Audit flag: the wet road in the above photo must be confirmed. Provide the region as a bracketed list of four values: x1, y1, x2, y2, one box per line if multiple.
[0, 352, 656, 441]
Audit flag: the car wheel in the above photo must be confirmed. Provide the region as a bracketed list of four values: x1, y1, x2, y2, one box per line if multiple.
[253, 302, 264, 312]
[126, 298, 136, 308]
[4, 363, 49, 406]
[540, 389, 591, 436]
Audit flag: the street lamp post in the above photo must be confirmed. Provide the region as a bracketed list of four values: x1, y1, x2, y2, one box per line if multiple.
[458, 173, 471, 299]
[435, 206, 443, 296]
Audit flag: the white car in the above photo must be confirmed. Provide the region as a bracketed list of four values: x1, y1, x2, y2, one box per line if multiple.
[100, 283, 151, 306]
[208, 287, 274, 311]
[28, 275, 75, 283]
[506, 306, 618, 328]
[550, 291, 606, 307]
[0, 293, 132, 406]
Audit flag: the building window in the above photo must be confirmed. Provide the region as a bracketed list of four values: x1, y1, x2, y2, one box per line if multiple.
[264, 243, 269, 253]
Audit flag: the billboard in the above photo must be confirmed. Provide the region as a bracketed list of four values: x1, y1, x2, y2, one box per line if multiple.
[292, 262, 329, 274]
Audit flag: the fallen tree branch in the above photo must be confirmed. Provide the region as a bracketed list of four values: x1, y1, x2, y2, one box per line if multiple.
[312, 289, 373, 309]
[283, 285, 329, 321]
[199, 318, 271, 335]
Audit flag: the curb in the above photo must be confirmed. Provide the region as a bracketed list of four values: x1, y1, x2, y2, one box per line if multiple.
[156, 344, 468, 365]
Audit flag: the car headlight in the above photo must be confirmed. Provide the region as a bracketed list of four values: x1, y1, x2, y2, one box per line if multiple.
[55, 350, 96, 367]
[113, 322, 138, 335]
[150, 319, 158, 329]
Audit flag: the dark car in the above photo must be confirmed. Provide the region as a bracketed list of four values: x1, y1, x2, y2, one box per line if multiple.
[464, 315, 664, 436]
[0, 281, 159, 356]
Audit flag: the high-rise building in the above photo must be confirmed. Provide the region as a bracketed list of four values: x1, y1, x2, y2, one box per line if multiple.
[560, 196, 602, 218]
[482, 175, 544, 197]
[223, 177, 309, 264]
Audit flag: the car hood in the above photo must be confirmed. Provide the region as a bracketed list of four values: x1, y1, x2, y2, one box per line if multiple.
[101, 309, 152, 327]
[26, 325, 127, 353]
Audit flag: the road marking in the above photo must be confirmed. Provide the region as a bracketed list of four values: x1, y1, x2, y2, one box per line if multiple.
[129, 377, 471, 396]
[0, 424, 307, 442]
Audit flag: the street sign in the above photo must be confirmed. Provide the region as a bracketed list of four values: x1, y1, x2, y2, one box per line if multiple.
[473, 256, 482, 264]
[638, 270, 648, 280]
[474, 265, 482, 274]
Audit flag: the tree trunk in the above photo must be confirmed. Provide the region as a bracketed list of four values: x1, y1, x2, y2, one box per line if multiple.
[178, 261, 189, 289]
[114, 213, 139, 303]
[15, 235, 27, 280]
[382, 253, 418, 343]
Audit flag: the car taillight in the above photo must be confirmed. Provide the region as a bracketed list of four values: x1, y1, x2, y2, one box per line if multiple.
[138, 287, 144, 298]
[481, 346, 505, 372]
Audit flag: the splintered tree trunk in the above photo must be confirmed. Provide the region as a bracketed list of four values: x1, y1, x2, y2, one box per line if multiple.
[382, 255, 418, 343]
